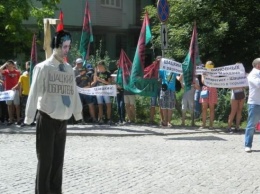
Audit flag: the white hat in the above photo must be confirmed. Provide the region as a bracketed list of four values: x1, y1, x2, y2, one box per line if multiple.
[76, 58, 83, 64]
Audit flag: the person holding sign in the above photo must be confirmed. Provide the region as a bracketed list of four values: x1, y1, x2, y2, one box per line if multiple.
[244, 58, 260, 153]
[24, 30, 82, 194]
[92, 60, 113, 125]
[0, 60, 21, 126]
[159, 69, 177, 127]
[227, 86, 245, 133]
[200, 61, 218, 129]
[75, 67, 96, 123]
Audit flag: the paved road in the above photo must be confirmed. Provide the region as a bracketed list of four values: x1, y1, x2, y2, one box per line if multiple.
[1, 127, 260, 194]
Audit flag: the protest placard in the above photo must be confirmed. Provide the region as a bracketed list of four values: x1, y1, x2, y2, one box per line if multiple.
[77, 85, 117, 96]
[0, 90, 15, 101]
[47, 71, 74, 96]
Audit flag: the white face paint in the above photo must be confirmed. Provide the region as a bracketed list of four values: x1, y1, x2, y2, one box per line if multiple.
[61, 40, 71, 57]
[53, 40, 71, 62]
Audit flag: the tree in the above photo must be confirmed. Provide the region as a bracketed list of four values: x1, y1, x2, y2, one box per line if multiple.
[145, 0, 260, 71]
[0, 0, 60, 60]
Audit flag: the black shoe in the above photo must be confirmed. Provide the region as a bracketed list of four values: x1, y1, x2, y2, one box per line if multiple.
[234, 128, 239, 133]
[20, 123, 26, 127]
[16, 121, 22, 125]
[7, 121, 13, 126]
[108, 120, 114, 126]
[30, 122, 36, 126]
[227, 128, 233, 133]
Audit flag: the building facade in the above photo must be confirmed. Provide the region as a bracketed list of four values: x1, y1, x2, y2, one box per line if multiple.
[23, 0, 156, 67]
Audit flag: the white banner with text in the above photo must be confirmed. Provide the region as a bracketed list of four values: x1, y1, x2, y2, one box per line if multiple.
[203, 75, 248, 88]
[0, 90, 15, 101]
[77, 85, 117, 96]
[47, 71, 74, 96]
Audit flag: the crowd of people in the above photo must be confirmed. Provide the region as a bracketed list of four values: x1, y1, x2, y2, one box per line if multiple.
[1, 30, 259, 194]
[0, 57, 247, 131]
[70, 58, 248, 135]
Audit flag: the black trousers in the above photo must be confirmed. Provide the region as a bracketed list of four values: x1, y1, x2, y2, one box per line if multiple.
[35, 111, 67, 194]
[116, 92, 125, 122]
[20, 94, 28, 121]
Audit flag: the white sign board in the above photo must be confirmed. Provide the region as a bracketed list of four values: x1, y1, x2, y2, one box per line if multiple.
[47, 71, 74, 96]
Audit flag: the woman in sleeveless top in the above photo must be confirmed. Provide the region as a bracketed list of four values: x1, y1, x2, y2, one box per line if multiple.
[227, 87, 245, 133]
[199, 61, 218, 129]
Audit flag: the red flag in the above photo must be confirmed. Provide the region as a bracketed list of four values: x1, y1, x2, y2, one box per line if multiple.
[143, 60, 160, 79]
[56, 10, 68, 62]
[117, 49, 132, 86]
[131, 11, 152, 77]
[56, 10, 64, 32]
[30, 34, 37, 84]
[80, 1, 93, 65]
[182, 22, 201, 91]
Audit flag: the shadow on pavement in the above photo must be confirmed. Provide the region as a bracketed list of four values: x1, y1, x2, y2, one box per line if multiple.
[165, 135, 227, 141]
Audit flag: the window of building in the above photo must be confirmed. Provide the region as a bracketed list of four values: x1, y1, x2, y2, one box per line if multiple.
[101, 0, 121, 8]
[115, 34, 127, 58]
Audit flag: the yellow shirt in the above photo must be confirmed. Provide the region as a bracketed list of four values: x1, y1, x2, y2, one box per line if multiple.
[19, 72, 30, 95]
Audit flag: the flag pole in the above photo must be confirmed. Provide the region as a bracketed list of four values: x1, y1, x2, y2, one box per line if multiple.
[191, 21, 196, 127]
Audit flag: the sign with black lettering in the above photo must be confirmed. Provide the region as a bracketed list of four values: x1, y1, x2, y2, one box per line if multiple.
[0, 90, 15, 101]
[47, 71, 74, 96]
[77, 85, 117, 96]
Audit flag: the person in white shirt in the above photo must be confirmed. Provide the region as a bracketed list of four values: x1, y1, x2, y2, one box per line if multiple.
[24, 30, 82, 194]
[177, 74, 200, 126]
[244, 58, 260, 153]
[73, 57, 83, 77]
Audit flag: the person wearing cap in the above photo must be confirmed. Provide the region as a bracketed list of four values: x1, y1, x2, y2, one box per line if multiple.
[0, 60, 21, 125]
[73, 58, 83, 76]
[92, 60, 113, 125]
[244, 58, 260, 153]
[200, 61, 218, 129]
[76, 67, 97, 123]
[24, 30, 82, 194]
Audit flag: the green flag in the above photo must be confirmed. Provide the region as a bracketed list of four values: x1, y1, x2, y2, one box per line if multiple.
[182, 22, 201, 92]
[79, 1, 93, 67]
[123, 12, 157, 96]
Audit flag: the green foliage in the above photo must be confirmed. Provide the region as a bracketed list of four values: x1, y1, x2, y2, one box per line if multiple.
[69, 39, 116, 71]
[0, 0, 59, 60]
[135, 96, 151, 123]
[145, 0, 260, 69]
[214, 89, 231, 122]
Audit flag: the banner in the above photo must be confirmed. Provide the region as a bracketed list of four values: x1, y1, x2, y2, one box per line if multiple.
[203, 75, 248, 88]
[0, 90, 15, 101]
[196, 63, 245, 76]
[160, 58, 246, 77]
[47, 71, 74, 96]
[77, 85, 117, 96]
[160, 58, 183, 74]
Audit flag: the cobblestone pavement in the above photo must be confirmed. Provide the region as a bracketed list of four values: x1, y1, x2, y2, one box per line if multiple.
[1, 130, 260, 194]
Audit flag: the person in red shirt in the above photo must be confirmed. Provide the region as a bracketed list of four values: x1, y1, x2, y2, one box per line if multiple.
[0, 60, 21, 125]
